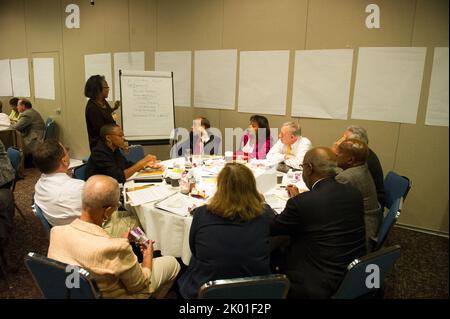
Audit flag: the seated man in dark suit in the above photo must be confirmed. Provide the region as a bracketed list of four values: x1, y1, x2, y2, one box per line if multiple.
[270, 147, 366, 299]
[175, 117, 221, 157]
[86, 124, 158, 184]
[11, 98, 45, 158]
[332, 125, 385, 207]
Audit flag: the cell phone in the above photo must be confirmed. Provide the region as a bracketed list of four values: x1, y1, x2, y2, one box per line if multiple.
[129, 227, 150, 248]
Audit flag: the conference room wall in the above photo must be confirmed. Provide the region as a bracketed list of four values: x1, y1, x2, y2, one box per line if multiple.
[0, 0, 448, 234]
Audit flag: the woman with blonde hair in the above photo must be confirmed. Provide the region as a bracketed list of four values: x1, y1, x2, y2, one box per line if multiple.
[178, 163, 273, 299]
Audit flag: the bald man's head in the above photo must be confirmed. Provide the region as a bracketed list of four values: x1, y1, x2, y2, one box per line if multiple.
[302, 147, 338, 189]
[82, 175, 120, 212]
[336, 138, 368, 169]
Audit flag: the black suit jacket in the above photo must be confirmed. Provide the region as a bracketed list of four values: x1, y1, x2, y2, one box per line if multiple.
[270, 177, 366, 299]
[178, 204, 273, 299]
[85, 140, 133, 184]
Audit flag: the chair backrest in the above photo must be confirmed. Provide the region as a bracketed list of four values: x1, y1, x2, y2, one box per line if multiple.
[373, 197, 401, 251]
[384, 171, 411, 209]
[6, 147, 21, 191]
[6, 147, 20, 172]
[73, 164, 87, 181]
[122, 145, 145, 164]
[43, 118, 56, 140]
[32, 203, 52, 238]
[198, 274, 290, 299]
[333, 245, 401, 299]
[24, 252, 101, 299]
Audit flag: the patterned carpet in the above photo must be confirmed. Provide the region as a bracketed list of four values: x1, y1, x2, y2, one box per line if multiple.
[0, 168, 448, 298]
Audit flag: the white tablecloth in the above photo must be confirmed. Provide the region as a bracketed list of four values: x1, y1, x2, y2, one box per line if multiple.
[126, 158, 308, 265]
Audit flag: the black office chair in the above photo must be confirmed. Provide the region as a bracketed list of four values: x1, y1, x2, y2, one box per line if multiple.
[43, 118, 57, 140]
[32, 203, 52, 238]
[332, 245, 401, 299]
[370, 197, 401, 251]
[198, 274, 290, 299]
[384, 171, 411, 210]
[6, 147, 25, 220]
[24, 252, 101, 299]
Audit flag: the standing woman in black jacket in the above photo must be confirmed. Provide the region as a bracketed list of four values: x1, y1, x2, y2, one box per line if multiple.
[84, 75, 118, 151]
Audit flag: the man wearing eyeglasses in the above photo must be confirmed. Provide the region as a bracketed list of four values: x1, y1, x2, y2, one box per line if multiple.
[48, 175, 180, 299]
[270, 147, 366, 299]
[86, 124, 158, 184]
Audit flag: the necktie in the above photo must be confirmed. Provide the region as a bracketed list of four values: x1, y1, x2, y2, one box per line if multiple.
[286, 144, 291, 156]
[194, 138, 202, 155]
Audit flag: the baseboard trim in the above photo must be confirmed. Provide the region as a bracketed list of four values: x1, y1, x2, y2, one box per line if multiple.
[395, 223, 449, 238]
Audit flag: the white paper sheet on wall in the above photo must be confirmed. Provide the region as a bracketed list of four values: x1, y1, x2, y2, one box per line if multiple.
[155, 51, 191, 107]
[238, 50, 290, 115]
[114, 51, 145, 101]
[351, 47, 426, 124]
[291, 49, 353, 120]
[425, 47, 449, 127]
[0, 60, 13, 97]
[194, 49, 237, 109]
[10, 58, 31, 98]
[84, 53, 113, 101]
[33, 58, 55, 100]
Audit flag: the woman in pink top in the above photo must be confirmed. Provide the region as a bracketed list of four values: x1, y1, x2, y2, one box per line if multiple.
[238, 115, 272, 160]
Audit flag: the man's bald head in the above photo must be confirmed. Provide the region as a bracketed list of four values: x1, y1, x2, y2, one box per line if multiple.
[82, 175, 120, 212]
[337, 138, 368, 169]
[304, 147, 338, 176]
[302, 147, 338, 189]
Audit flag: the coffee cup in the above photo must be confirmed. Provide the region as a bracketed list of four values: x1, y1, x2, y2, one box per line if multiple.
[171, 178, 180, 187]
[276, 173, 283, 184]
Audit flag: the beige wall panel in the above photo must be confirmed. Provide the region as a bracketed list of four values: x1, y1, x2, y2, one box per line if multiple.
[61, 0, 116, 158]
[395, 124, 449, 232]
[0, 0, 27, 58]
[103, 0, 130, 52]
[24, 0, 61, 53]
[156, 0, 223, 50]
[175, 106, 195, 129]
[222, 0, 308, 50]
[192, 107, 221, 128]
[306, 0, 416, 49]
[412, 0, 449, 46]
[129, 0, 157, 70]
[391, 0, 449, 232]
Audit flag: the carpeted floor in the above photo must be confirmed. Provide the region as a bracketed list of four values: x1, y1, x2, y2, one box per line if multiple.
[0, 168, 448, 298]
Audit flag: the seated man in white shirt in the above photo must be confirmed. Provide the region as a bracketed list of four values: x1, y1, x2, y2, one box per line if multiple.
[34, 138, 141, 236]
[266, 121, 312, 169]
[33, 139, 84, 226]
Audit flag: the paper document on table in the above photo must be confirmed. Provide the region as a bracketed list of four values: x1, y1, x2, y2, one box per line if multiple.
[155, 192, 206, 217]
[127, 185, 175, 206]
[264, 193, 287, 211]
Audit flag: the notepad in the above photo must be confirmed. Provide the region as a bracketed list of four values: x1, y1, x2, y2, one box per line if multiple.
[126, 185, 176, 206]
[155, 192, 206, 217]
[128, 168, 165, 182]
